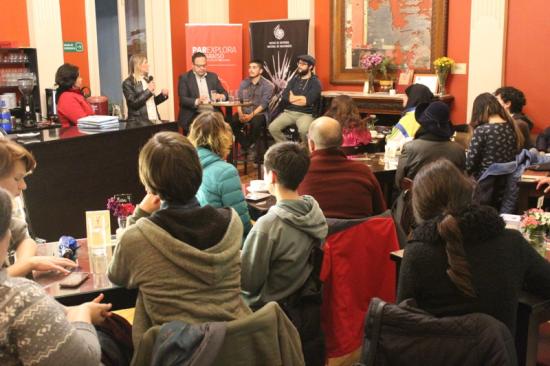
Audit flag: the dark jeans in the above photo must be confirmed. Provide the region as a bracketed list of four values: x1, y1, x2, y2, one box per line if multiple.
[230, 113, 266, 150]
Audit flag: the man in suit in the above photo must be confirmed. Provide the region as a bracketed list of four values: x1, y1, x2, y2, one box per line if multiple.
[178, 51, 228, 133]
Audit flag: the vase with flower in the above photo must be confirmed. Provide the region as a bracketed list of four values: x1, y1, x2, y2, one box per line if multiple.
[107, 194, 135, 240]
[520, 208, 550, 257]
[359, 53, 384, 94]
[433, 56, 454, 96]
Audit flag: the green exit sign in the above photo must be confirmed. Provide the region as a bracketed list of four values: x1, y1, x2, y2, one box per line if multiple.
[64, 41, 84, 53]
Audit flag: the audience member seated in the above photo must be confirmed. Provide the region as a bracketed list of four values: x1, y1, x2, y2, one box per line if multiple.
[466, 93, 524, 180]
[386, 84, 434, 144]
[268, 55, 322, 143]
[108, 131, 251, 348]
[298, 117, 386, 219]
[324, 95, 372, 147]
[188, 112, 252, 235]
[55, 63, 94, 127]
[230, 59, 274, 157]
[495, 86, 533, 148]
[0, 188, 111, 366]
[397, 159, 550, 335]
[0, 139, 76, 277]
[241, 142, 327, 366]
[395, 101, 465, 186]
[536, 127, 550, 153]
[122, 54, 168, 123]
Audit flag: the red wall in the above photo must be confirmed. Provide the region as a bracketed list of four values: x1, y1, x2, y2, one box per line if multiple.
[446, 0, 471, 124]
[170, 0, 188, 118]
[0, 0, 29, 47]
[229, 0, 288, 75]
[505, 0, 549, 132]
[60, 0, 90, 89]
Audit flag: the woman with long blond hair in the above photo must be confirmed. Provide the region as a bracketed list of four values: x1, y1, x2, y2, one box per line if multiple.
[121, 54, 168, 122]
[188, 111, 252, 235]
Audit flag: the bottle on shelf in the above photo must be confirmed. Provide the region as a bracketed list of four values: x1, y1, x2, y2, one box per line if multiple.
[0, 101, 12, 133]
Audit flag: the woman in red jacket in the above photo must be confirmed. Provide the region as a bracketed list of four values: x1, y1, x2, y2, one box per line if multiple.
[55, 63, 94, 127]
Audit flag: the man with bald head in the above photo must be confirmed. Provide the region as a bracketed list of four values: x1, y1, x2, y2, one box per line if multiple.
[298, 117, 386, 218]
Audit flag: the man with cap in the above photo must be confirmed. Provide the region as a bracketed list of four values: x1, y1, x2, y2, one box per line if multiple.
[268, 55, 322, 143]
[395, 101, 466, 186]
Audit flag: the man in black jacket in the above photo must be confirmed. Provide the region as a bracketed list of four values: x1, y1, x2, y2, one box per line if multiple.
[268, 55, 322, 143]
[177, 52, 227, 133]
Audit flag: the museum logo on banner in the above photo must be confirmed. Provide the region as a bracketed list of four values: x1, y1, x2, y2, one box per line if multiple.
[249, 19, 310, 118]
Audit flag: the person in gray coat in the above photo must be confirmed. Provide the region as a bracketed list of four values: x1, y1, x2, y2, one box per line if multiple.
[395, 101, 466, 187]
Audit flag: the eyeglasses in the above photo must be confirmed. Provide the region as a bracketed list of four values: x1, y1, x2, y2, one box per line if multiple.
[194, 63, 207, 68]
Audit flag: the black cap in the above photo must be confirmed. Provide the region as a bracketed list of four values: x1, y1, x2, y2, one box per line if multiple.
[297, 54, 316, 67]
[414, 101, 453, 139]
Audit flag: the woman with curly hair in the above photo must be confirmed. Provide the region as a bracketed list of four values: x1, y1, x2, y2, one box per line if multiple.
[324, 95, 371, 147]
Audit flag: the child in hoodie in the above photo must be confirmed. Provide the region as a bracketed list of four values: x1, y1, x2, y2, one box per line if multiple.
[108, 132, 251, 348]
[241, 142, 328, 365]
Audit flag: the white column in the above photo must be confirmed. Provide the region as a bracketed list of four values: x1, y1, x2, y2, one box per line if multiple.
[188, 0, 229, 23]
[145, 0, 175, 121]
[26, 0, 64, 116]
[288, 0, 315, 56]
[467, 0, 508, 122]
[85, 0, 101, 97]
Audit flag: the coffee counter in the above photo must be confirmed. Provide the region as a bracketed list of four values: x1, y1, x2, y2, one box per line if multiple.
[18, 121, 178, 240]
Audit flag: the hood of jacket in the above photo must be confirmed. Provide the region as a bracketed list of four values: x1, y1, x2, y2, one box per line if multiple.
[197, 147, 222, 169]
[133, 209, 242, 286]
[270, 195, 327, 241]
[411, 205, 505, 245]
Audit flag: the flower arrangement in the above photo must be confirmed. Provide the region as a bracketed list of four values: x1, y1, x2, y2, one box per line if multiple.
[433, 56, 455, 73]
[520, 208, 550, 256]
[359, 53, 384, 71]
[107, 195, 135, 218]
[521, 209, 550, 235]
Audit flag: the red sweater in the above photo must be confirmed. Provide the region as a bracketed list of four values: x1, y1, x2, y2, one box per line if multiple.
[57, 89, 94, 127]
[298, 148, 386, 219]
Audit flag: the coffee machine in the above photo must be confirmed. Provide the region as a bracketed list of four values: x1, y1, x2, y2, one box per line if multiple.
[17, 78, 36, 128]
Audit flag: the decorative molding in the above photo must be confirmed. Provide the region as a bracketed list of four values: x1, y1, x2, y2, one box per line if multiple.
[85, 0, 101, 97]
[26, 0, 64, 116]
[188, 0, 228, 23]
[145, 0, 175, 120]
[467, 0, 508, 122]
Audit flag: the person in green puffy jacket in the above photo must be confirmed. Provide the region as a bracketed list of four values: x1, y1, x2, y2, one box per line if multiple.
[189, 111, 252, 236]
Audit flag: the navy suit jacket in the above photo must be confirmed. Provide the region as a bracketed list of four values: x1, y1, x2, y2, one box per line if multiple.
[177, 70, 227, 131]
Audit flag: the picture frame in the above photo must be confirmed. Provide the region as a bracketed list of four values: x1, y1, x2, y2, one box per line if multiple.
[398, 69, 415, 85]
[330, 0, 449, 84]
[413, 74, 438, 94]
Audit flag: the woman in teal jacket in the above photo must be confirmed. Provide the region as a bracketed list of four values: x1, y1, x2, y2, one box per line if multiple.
[189, 111, 252, 235]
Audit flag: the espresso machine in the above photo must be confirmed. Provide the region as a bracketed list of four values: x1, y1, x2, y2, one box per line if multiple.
[17, 78, 36, 128]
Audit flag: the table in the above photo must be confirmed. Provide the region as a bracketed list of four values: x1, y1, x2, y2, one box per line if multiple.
[34, 239, 137, 310]
[320, 91, 454, 116]
[390, 249, 550, 366]
[20, 121, 178, 241]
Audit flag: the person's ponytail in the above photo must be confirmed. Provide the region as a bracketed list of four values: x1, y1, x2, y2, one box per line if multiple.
[437, 213, 476, 298]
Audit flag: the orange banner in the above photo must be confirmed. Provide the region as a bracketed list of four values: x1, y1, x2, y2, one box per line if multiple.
[185, 24, 243, 93]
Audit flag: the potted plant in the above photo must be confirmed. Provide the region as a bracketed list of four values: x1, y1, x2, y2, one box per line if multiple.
[433, 56, 455, 95]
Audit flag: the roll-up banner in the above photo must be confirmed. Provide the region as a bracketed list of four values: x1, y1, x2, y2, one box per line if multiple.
[249, 19, 310, 119]
[185, 24, 243, 92]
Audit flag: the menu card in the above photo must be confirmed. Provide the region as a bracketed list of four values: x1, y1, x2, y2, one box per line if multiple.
[85, 210, 111, 247]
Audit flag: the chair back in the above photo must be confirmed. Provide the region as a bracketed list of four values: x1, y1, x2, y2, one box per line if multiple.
[132, 302, 305, 366]
[321, 213, 400, 361]
[358, 298, 517, 366]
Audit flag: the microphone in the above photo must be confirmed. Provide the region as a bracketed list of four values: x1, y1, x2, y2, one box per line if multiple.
[146, 75, 154, 83]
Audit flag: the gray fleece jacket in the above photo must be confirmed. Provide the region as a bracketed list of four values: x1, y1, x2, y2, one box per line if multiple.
[241, 195, 328, 309]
